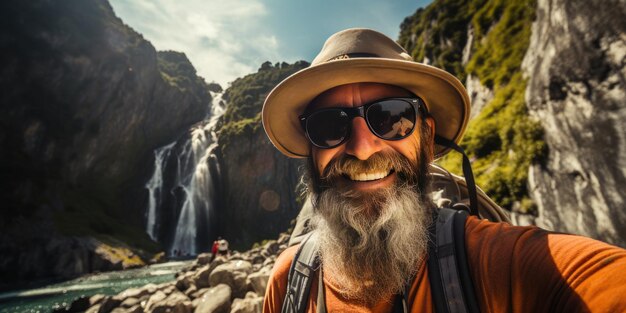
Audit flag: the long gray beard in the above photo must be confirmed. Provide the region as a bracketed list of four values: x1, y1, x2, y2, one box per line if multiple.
[310, 184, 432, 305]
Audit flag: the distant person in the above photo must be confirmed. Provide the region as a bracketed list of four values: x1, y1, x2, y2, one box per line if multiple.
[261, 28, 626, 312]
[210, 236, 221, 261]
[217, 238, 229, 257]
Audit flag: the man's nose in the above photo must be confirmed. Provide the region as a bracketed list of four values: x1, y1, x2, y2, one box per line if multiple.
[344, 117, 383, 160]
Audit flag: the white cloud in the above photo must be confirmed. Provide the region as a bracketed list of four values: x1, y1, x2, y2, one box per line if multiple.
[110, 0, 278, 87]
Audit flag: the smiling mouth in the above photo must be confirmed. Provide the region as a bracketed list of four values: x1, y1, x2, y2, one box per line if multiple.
[343, 169, 394, 182]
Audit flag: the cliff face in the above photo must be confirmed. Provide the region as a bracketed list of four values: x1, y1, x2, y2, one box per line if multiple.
[214, 62, 309, 249]
[399, 0, 545, 214]
[399, 0, 626, 246]
[522, 0, 626, 246]
[0, 0, 211, 285]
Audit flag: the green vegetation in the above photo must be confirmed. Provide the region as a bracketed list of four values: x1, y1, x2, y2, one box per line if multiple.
[216, 61, 309, 151]
[401, 0, 545, 213]
[158, 51, 208, 93]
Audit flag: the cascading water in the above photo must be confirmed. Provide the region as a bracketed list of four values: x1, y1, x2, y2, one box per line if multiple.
[145, 142, 176, 241]
[145, 91, 225, 256]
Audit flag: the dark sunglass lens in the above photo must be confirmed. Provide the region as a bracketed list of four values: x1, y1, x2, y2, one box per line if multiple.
[306, 110, 349, 147]
[367, 100, 416, 139]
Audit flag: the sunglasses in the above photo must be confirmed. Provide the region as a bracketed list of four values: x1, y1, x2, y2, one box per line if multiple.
[299, 97, 427, 149]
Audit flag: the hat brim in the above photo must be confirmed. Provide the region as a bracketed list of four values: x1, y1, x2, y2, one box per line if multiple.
[262, 58, 470, 158]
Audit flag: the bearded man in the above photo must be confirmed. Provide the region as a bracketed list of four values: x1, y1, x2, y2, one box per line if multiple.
[261, 28, 626, 313]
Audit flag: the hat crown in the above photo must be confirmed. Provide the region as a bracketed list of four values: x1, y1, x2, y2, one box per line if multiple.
[311, 28, 413, 65]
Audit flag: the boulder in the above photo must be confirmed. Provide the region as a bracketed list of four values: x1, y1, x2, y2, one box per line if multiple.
[150, 291, 193, 313]
[191, 288, 211, 299]
[126, 306, 143, 313]
[194, 284, 232, 313]
[184, 285, 198, 297]
[209, 261, 253, 297]
[262, 241, 279, 256]
[250, 255, 265, 265]
[119, 297, 141, 308]
[262, 257, 275, 267]
[119, 284, 156, 300]
[247, 271, 270, 295]
[177, 272, 195, 291]
[230, 292, 263, 313]
[144, 290, 168, 312]
[86, 305, 101, 313]
[90, 294, 106, 306]
[197, 253, 213, 265]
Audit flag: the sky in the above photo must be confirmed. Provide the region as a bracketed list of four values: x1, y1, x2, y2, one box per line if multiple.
[109, 0, 431, 87]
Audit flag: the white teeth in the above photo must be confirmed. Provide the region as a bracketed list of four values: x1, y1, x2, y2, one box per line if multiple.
[347, 171, 391, 181]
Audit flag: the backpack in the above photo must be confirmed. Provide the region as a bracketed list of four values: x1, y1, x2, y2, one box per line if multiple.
[282, 164, 511, 313]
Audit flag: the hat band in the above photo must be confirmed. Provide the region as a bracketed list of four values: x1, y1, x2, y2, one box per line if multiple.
[325, 52, 379, 62]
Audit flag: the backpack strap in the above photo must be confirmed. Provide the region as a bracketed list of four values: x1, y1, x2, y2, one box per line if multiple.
[281, 233, 320, 313]
[428, 208, 480, 313]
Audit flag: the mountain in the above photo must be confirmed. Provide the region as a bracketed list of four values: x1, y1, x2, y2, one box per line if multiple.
[399, 0, 626, 246]
[0, 0, 212, 287]
[213, 61, 309, 249]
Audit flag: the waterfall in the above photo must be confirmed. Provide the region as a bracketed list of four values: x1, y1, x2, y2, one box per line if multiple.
[145, 141, 176, 241]
[145, 91, 225, 256]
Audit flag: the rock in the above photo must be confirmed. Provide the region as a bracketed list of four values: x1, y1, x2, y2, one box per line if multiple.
[277, 233, 290, 245]
[191, 288, 210, 299]
[197, 253, 213, 265]
[126, 305, 143, 313]
[184, 285, 198, 297]
[161, 284, 177, 296]
[247, 271, 270, 295]
[209, 261, 253, 297]
[250, 255, 265, 265]
[150, 291, 192, 313]
[522, 0, 626, 247]
[262, 257, 275, 267]
[90, 294, 106, 306]
[193, 258, 225, 289]
[115, 284, 156, 302]
[262, 241, 279, 256]
[98, 296, 122, 313]
[177, 272, 195, 291]
[144, 291, 168, 312]
[119, 297, 141, 308]
[465, 74, 493, 119]
[86, 305, 101, 313]
[194, 284, 232, 313]
[230, 292, 263, 313]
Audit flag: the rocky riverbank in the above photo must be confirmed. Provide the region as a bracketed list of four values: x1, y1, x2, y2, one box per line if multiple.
[59, 234, 289, 313]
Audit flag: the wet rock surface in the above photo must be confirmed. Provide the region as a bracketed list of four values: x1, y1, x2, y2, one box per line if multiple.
[63, 234, 290, 313]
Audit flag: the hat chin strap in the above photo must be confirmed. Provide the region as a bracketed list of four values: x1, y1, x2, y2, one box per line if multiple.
[434, 135, 479, 216]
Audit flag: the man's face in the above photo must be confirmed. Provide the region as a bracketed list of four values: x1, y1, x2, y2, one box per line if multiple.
[308, 82, 435, 193]
[305, 83, 436, 303]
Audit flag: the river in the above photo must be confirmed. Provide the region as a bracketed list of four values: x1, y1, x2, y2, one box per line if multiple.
[0, 260, 193, 313]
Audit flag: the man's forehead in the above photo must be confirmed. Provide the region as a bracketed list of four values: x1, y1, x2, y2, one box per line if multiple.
[306, 82, 414, 111]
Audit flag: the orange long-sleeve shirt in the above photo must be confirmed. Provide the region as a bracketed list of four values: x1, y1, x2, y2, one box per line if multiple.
[263, 217, 626, 313]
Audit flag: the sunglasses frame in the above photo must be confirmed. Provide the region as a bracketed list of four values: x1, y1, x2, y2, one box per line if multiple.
[299, 97, 428, 149]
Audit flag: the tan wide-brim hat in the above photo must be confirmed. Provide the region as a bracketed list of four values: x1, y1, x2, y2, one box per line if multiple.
[262, 28, 470, 159]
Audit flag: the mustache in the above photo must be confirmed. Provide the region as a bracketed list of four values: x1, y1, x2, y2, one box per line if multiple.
[319, 150, 419, 187]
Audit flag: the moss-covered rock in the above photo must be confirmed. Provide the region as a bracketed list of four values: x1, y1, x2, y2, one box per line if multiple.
[401, 0, 546, 213]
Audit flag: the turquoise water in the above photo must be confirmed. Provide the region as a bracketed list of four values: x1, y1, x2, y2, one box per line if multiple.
[0, 261, 192, 313]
